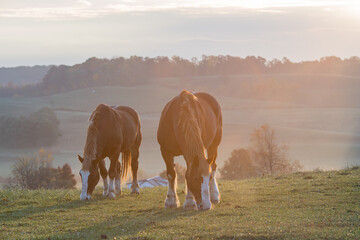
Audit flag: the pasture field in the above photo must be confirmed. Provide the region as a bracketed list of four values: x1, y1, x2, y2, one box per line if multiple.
[1, 78, 360, 182]
[1, 74, 360, 185]
[1, 168, 359, 239]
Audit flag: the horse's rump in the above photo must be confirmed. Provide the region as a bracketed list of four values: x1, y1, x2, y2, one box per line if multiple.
[158, 90, 222, 173]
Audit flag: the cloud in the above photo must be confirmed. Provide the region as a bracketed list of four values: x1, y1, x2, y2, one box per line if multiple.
[1, 0, 359, 19]
[1, 2, 360, 66]
[78, 0, 92, 7]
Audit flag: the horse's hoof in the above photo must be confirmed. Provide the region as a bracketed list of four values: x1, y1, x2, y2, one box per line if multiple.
[197, 203, 211, 211]
[183, 199, 197, 210]
[102, 191, 108, 197]
[107, 192, 116, 199]
[165, 203, 179, 209]
[165, 198, 180, 209]
[211, 199, 220, 205]
[115, 189, 122, 195]
[130, 187, 140, 195]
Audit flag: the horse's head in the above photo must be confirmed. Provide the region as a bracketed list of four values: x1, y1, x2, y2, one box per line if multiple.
[186, 156, 212, 210]
[78, 155, 100, 200]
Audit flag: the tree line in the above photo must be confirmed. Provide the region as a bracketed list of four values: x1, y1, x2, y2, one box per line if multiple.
[1, 55, 360, 97]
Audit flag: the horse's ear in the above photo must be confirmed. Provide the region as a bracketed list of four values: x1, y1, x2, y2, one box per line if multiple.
[78, 155, 84, 163]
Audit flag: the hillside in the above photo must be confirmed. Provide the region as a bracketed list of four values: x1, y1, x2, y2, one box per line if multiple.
[1, 168, 359, 239]
[0, 66, 50, 86]
[1, 74, 360, 181]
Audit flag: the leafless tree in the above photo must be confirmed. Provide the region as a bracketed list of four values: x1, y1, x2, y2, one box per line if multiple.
[250, 124, 303, 175]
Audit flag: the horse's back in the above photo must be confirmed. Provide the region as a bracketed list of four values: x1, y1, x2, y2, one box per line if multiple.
[112, 105, 140, 126]
[157, 96, 182, 154]
[157, 91, 222, 154]
[194, 92, 221, 118]
[112, 105, 142, 148]
[194, 92, 222, 147]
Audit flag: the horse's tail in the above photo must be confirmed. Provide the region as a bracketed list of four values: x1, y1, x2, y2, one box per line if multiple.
[121, 150, 131, 181]
[178, 90, 205, 162]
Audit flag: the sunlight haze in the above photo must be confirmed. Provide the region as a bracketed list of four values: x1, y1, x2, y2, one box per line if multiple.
[1, 0, 360, 66]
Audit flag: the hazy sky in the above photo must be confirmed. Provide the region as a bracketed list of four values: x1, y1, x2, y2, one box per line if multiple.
[1, 0, 360, 67]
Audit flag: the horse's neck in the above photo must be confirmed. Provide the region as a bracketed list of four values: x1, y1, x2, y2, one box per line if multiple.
[83, 126, 101, 169]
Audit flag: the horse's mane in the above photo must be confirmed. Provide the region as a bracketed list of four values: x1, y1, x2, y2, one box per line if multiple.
[177, 90, 206, 163]
[82, 105, 105, 170]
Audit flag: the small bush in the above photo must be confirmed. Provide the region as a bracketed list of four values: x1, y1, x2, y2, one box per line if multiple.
[219, 149, 257, 180]
[6, 149, 76, 189]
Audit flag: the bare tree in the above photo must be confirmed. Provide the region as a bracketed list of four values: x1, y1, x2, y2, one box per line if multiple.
[250, 124, 302, 175]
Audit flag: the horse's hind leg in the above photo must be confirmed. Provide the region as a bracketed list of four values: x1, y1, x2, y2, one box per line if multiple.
[115, 160, 122, 195]
[161, 148, 180, 208]
[130, 146, 140, 194]
[99, 159, 108, 197]
[207, 146, 220, 204]
[108, 152, 120, 199]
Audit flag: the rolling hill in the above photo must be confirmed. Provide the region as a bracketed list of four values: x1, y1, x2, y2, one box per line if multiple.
[0, 66, 50, 86]
[1, 74, 360, 181]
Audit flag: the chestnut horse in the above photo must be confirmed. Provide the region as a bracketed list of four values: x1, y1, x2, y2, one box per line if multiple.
[157, 90, 222, 210]
[78, 104, 142, 200]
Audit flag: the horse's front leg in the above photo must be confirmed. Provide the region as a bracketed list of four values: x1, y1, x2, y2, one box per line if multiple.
[208, 147, 220, 204]
[209, 163, 220, 204]
[99, 159, 108, 197]
[183, 185, 197, 210]
[161, 149, 179, 208]
[108, 153, 120, 199]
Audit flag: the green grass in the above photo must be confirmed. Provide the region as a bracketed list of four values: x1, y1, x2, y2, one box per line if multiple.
[1, 168, 359, 240]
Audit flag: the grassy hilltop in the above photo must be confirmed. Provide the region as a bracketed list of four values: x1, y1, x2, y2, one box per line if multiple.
[1, 168, 359, 240]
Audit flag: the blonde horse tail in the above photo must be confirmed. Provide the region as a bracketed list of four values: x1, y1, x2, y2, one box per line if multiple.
[121, 150, 132, 181]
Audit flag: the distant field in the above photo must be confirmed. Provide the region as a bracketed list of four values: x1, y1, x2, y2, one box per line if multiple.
[1, 74, 360, 181]
[1, 168, 359, 239]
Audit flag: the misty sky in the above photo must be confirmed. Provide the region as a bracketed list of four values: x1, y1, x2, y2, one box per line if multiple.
[1, 0, 360, 67]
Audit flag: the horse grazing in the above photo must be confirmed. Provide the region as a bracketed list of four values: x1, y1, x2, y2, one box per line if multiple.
[78, 104, 142, 200]
[157, 90, 222, 210]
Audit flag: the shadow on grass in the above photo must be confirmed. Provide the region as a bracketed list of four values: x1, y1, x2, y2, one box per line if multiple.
[43, 205, 200, 239]
[2, 197, 95, 223]
[214, 236, 285, 240]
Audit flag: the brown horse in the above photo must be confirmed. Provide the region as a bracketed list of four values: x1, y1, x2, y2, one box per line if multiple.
[78, 104, 142, 200]
[157, 90, 222, 210]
